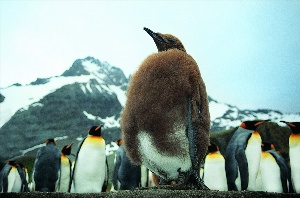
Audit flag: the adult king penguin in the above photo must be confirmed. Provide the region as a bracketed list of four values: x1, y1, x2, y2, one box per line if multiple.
[113, 139, 141, 190]
[70, 126, 108, 193]
[281, 121, 300, 193]
[121, 27, 210, 189]
[225, 120, 269, 191]
[258, 141, 293, 193]
[32, 139, 61, 192]
[58, 144, 73, 192]
[203, 143, 228, 191]
[0, 161, 29, 192]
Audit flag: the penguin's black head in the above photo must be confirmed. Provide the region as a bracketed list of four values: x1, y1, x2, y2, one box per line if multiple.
[88, 125, 103, 136]
[61, 144, 73, 155]
[261, 141, 275, 151]
[46, 139, 57, 145]
[280, 121, 300, 134]
[7, 161, 17, 166]
[240, 120, 270, 130]
[144, 27, 186, 52]
[208, 142, 219, 153]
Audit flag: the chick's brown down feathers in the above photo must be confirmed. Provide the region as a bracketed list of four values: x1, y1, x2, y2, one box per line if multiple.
[121, 49, 210, 164]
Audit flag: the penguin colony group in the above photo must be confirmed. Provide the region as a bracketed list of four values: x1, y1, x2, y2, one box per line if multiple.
[1, 27, 300, 194]
[0, 125, 109, 193]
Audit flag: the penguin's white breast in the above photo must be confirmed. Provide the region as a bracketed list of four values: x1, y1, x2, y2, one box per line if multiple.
[72, 136, 106, 192]
[203, 152, 227, 191]
[7, 167, 22, 192]
[59, 156, 71, 192]
[245, 131, 261, 191]
[289, 134, 300, 193]
[259, 152, 283, 193]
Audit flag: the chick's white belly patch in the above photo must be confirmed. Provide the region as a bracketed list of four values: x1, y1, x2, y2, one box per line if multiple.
[137, 127, 191, 180]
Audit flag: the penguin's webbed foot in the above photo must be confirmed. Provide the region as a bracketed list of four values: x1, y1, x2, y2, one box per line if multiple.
[188, 169, 209, 190]
[177, 168, 209, 190]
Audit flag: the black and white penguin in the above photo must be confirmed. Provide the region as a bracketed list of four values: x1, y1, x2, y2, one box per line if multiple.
[225, 120, 269, 191]
[17, 163, 29, 192]
[203, 142, 228, 191]
[70, 126, 108, 193]
[113, 140, 141, 190]
[0, 161, 29, 192]
[280, 121, 300, 193]
[257, 141, 291, 193]
[58, 144, 73, 192]
[32, 139, 61, 192]
[121, 27, 210, 189]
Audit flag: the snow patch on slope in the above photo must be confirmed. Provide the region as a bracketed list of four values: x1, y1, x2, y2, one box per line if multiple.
[83, 111, 120, 128]
[0, 76, 92, 127]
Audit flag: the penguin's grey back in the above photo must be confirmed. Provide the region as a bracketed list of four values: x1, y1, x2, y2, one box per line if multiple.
[33, 143, 61, 192]
[113, 145, 141, 190]
[225, 127, 253, 191]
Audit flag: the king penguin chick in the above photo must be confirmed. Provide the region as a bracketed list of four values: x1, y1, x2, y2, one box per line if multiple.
[0, 161, 29, 192]
[225, 120, 269, 191]
[121, 27, 210, 189]
[58, 144, 73, 192]
[203, 142, 228, 191]
[113, 139, 141, 190]
[257, 141, 292, 193]
[32, 139, 61, 192]
[70, 126, 108, 193]
[280, 121, 300, 193]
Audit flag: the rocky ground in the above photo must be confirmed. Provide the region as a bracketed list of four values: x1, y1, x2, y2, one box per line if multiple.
[0, 189, 299, 198]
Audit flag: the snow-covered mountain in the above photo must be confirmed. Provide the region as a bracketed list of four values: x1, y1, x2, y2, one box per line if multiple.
[0, 56, 127, 161]
[209, 97, 300, 132]
[0, 56, 299, 161]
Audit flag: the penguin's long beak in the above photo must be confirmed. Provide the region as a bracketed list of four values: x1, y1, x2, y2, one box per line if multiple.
[254, 119, 270, 126]
[144, 27, 165, 43]
[280, 121, 296, 128]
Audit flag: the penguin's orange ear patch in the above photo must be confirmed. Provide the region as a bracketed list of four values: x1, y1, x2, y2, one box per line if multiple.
[116, 139, 123, 146]
[240, 122, 246, 128]
[271, 144, 275, 150]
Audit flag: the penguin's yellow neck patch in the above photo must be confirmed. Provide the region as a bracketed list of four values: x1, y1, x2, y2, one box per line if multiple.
[87, 135, 105, 145]
[207, 152, 223, 160]
[290, 133, 300, 146]
[61, 155, 69, 164]
[261, 151, 276, 162]
[252, 131, 261, 138]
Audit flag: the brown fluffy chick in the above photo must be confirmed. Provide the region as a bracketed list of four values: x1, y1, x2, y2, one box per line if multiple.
[121, 27, 210, 189]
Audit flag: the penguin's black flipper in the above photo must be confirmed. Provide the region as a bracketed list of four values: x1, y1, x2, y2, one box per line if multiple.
[187, 99, 209, 190]
[235, 147, 249, 190]
[113, 150, 121, 190]
[16, 164, 29, 192]
[68, 137, 87, 192]
[1, 165, 11, 192]
[102, 158, 109, 192]
[268, 150, 291, 193]
[0, 170, 2, 192]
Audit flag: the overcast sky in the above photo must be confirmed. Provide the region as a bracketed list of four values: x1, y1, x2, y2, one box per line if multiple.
[1, 0, 300, 113]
